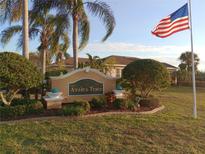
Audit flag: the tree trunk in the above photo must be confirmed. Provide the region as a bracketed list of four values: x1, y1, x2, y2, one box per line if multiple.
[0, 90, 20, 106]
[22, 0, 29, 59]
[42, 49, 47, 78]
[41, 49, 47, 98]
[73, 13, 79, 69]
[35, 88, 39, 100]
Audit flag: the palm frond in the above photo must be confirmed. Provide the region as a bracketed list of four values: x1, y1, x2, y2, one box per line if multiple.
[78, 10, 90, 50]
[0, 25, 22, 45]
[86, 53, 92, 60]
[85, 0, 115, 41]
[0, 0, 22, 23]
[17, 33, 23, 49]
[10, 0, 22, 22]
[29, 27, 40, 40]
[29, 10, 49, 28]
[60, 33, 70, 53]
[49, 13, 70, 54]
[31, 0, 58, 12]
[31, 0, 72, 15]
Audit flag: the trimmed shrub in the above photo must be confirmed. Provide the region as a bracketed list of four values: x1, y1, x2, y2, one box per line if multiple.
[26, 102, 44, 114]
[105, 92, 116, 107]
[0, 52, 42, 106]
[90, 97, 106, 109]
[113, 99, 128, 110]
[62, 106, 85, 116]
[72, 100, 90, 112]
[126, 100, 137, 111]
[0, 101, 44, 120]
[122, 59, 170, 98]
[61, 100, 90, 116]
[139, 98, 160, 108]
[11, 99, 38, 106]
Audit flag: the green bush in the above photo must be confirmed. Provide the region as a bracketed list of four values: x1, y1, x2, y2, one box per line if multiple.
[0, 52, 42, 106]
[11, 99, 38, 106]
[126, 100, 136, 111]
[122, 59, 170, 98]
[113, 99, 128, 110]
[61, 100, 90, 116]
[26, 102, 44, 114]
[139, 98, 160, 108]
[90, 97, 106, 109]
[0, 101, 44, 120]
[72, 100, 90, 112]
[62, 106, 85, 116]
[0, 101, 4, 107]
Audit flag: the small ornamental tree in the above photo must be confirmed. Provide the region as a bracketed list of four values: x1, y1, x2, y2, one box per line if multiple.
[0, 52, 42, 106]
[122, 59, 170, 99]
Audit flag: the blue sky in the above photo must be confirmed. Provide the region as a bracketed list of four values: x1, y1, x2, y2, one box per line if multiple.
[1, 0, 205, 70]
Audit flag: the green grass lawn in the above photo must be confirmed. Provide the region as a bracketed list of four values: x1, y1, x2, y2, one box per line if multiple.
[1, 86, 205, 154]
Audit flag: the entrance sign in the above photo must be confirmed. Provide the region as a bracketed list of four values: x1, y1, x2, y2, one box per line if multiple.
[50, 67, 116, 103]
[69, 79, 103, 96]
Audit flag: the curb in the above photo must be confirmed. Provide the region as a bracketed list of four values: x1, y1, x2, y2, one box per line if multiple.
[83, 105, 165, 118]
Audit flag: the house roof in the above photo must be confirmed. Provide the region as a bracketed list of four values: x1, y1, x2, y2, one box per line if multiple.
[104, 55, 140, 65]
[104, 56, 177, 69]
[64, 57, 89, 65]
[57, 55, 177, 69]
[161, 62, 177, 69]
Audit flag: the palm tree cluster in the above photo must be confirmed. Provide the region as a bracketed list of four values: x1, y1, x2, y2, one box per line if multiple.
[78, 53, 105, 72]
[178, 51, 200, 72]
[177, 51, 200, 82]
[0, 0, 116, 76]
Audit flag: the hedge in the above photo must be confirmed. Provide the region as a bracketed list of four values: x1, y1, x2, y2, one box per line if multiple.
[0, 101, 44, 120]
[113, 99, 128, 110]
[62, 106, 86, 116]
[62, 100, 90, 116]
[89, 97, 106, 109]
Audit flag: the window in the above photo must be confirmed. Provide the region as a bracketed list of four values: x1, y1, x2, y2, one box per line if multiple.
[116, 69, 121, 78]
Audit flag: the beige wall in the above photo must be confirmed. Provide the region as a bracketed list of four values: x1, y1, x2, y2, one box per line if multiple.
[106, 65, 125, 78]
[51, 68, 116, 103]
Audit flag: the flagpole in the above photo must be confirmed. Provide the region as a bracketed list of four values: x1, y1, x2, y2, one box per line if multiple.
[188, 0, 197, 118]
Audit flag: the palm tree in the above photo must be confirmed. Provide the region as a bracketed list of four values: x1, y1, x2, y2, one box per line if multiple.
[33, 0, 115, 69]
[179, 51, 200, 72]
[86, 53, 100, 68]
[79, 53, 111, 73]
[55, 50, 70, 64]
[0, 0, 29, 59]
[0, 10, 70, 77]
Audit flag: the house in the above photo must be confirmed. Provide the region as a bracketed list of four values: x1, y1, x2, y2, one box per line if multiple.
[103, 56, 178, 85]
[48, 55, 178, 83]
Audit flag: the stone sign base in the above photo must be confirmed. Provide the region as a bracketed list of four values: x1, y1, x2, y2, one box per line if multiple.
[43, 96, 63, 109]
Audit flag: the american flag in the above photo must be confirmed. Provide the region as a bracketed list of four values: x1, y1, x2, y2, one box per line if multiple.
[152, 3, 189, 38]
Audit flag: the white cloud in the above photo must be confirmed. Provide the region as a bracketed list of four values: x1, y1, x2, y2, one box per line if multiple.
[80, 42, 205, 71]
[83, 42, 187, 53]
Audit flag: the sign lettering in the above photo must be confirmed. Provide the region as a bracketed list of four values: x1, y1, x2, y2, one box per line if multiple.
[69, 79, 103, 96]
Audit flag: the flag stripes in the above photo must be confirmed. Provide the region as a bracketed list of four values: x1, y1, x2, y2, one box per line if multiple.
[152, 17, 189, 38]
[152, 3, 189, 38]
